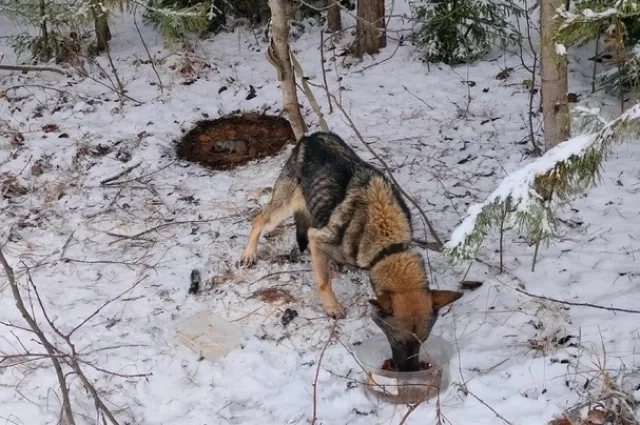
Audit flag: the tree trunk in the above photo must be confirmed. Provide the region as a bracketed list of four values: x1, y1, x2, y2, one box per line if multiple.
[327, 0, 342, 33]
[93, 2, 112, 53]
[268, 0, 308, 140]
[540, 0, 570, 150]
[377, 0, 386, 48]
[38, 0, 51, 62]
[353, 0, 386, 58]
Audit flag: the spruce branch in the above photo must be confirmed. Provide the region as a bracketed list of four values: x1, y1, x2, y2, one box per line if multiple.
[555, 1, 640, 47]
[133, 0, 209, 40]
[445, 103, 640, 263]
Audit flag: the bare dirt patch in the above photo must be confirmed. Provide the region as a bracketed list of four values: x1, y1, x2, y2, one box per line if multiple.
[175, 112, 296, 170]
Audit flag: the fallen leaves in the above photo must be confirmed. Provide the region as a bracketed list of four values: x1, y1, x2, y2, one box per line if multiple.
[496, 67, 514, 80]
[250, 288, 295, 304]
[1, 173, 28, 198]
[548, 408, 609, 425]
[41, 123, 59, 133]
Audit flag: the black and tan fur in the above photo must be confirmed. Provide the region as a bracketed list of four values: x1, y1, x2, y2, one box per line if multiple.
[241, 132, 462, 371]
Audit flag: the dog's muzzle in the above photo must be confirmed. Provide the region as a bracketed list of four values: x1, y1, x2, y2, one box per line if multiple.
[391, 341, 421, 372]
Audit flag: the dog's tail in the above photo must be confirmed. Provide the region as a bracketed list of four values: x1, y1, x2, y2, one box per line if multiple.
[293, 211, 311, 252]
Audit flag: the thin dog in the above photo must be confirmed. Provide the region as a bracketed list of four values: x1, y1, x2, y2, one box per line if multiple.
[241, 131, 462, 371]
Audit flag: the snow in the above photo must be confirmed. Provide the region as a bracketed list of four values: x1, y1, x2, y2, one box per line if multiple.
[1, 4, 640, 425]
[559, 6, 619, 22]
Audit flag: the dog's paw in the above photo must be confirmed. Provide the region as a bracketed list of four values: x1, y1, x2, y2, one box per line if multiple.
[323, 302, 346, 320]
[240, 251, 257, 268]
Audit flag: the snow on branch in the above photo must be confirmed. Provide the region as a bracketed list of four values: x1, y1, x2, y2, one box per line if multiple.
[555, 0, 640, 46]
[444, 103, 640, 264]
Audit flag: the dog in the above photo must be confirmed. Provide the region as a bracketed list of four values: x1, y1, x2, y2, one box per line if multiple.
[241, 131, 462, 371]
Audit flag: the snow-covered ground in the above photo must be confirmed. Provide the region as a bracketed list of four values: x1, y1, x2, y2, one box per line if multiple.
[1, 4, 639, 425]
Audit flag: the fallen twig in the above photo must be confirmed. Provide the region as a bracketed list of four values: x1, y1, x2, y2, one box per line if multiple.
[402, 85, 435, 111]
[411, 237, 448, 253]
[460, 386, 514, 425]
[100, 163, 142, 186]
[58, 257, 153, 269]
[359, 39, 402, 73]
[245, 269, 313, 287]
[100, 161, 176, 186]
[311, 321, 338, 425]
[397, 400, 426, 425]
[63, 274, 147, 338]
[2, 84, 81, 103]
[79, 359, 152, 379]
[513, 287, 640, 315]
[108, 216, 239, 243]
[0, 63, 71, 76]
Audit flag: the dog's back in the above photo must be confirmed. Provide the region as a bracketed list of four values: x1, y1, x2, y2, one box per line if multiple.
[293, 133, 373, 228]
[286, 132, 412, 267]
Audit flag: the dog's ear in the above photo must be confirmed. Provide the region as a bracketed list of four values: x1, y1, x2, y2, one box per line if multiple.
[431, 290, 463, 311]
[369, 291, 393, 317]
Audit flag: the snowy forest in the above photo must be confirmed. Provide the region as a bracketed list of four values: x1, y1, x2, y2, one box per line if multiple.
[1, 0, 640, 424]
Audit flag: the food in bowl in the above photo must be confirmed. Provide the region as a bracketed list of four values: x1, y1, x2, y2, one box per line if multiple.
[381, 358, 432, 371]
[354, 335, 453, 404]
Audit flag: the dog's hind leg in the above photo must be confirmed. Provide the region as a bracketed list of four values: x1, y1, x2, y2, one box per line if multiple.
[241, 177, 305, 267]
[307, 227, 345, 319]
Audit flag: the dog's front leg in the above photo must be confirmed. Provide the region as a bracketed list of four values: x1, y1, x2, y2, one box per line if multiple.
[241, 212, 265, 266]
[308, 228, 345, 319]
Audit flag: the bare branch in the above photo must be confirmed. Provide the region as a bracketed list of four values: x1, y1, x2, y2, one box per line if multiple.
[108, 216, 239, 243]
[458, 385, 514, 425]
[78, 359, 152, 379]
[0, 250, 77, 425]
[66, 276, 146, 338]
[24, 267, 132, 425]
[311, 321, 338, 425]
[320, 29, 332, 114]
[0, 64, 71, 76]
[100, 163, 142, 186]
[513, 287, 640, 315]
[325, 91, 444, 249]
[133, 3, 164, 94]
[402, 85, 434, 110]
[99, 161, 176, 187]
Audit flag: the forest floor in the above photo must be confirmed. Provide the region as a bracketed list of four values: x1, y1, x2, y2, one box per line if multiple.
[1, 4, 639, 425]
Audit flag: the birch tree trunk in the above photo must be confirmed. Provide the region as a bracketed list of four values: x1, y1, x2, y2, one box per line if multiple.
[327, 0, 342, 33]
[540, 0, 570, 150]
[267, 0, 308, 140]
[353, 0, 386, 58]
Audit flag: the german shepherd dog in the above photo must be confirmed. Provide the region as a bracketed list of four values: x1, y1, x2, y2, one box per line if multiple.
[241, 132, 462, 371]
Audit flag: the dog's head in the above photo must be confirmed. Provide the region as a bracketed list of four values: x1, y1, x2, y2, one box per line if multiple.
[369, 288, 462, 371]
